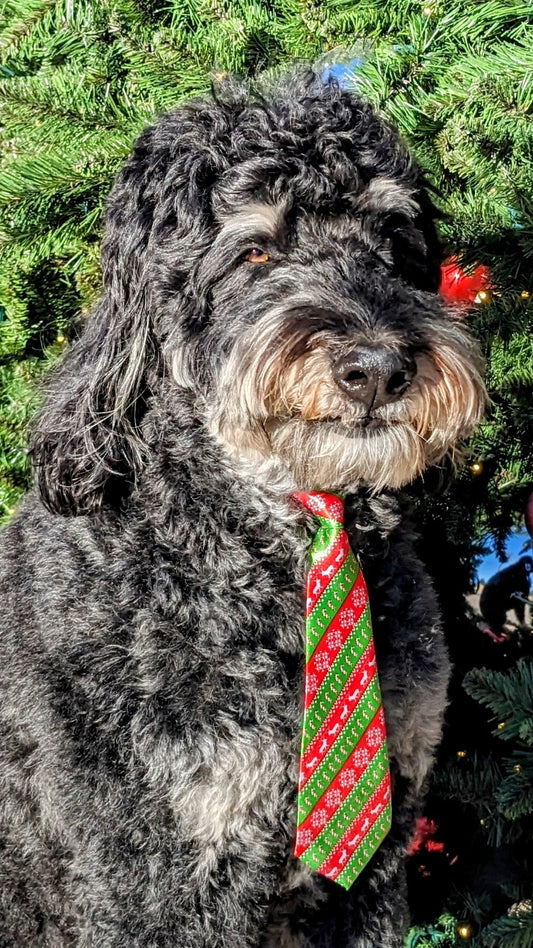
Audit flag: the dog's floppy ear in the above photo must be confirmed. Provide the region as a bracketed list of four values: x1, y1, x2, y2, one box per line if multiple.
[379, 181, 443, 294]
[30, 125, 161, 516]
[407, 184, 444, 293]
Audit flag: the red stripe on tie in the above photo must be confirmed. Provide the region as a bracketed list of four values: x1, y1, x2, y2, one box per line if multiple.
[316, 773, 392, 882]
[305, 570, 370, 709]
[294, 707, 386, 856]
[305, 530, 350, 615]
[293, 492, 345, 524]
[299, 641, 376, 790]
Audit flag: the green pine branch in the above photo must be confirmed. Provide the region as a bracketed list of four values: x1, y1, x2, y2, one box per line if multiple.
[464, 660, 533, 746]
[477, 910, 533, 948]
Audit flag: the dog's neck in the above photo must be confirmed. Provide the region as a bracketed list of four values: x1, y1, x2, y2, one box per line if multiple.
[135, 391, 403, 551]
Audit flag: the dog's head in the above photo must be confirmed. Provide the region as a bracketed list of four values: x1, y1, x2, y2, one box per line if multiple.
[32, 71, 485, 513]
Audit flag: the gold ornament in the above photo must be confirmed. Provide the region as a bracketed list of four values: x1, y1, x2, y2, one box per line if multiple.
[514, 764, 522, 773]
[469, 461, 484, 475]
[475, 289, 491, 304]
[457, 922, 473, 940]
[498, 721, 506, 731]
[480, 818, 486, 825]
[457, 750, 467, 758]
[521, 290, 530, 299]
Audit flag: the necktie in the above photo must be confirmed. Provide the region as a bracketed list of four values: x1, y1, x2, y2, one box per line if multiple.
[292, 491, 392, 889]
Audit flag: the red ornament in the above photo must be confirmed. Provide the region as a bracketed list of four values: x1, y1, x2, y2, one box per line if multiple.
[407, 816, 445, 855]
[439, 259, 491, 303]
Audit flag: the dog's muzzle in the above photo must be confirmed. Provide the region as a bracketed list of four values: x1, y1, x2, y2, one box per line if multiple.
[332, 346, 417, 411]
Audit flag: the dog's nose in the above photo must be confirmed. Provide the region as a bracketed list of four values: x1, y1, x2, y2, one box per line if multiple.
[332, 347, 417, 410]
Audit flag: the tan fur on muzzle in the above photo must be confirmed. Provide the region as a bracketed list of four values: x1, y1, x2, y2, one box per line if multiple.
[205, 313, 485, 492]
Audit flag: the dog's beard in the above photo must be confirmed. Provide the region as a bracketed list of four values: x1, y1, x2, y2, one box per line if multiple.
[267, 417, 426, 492]
[201, 312, 485, 492]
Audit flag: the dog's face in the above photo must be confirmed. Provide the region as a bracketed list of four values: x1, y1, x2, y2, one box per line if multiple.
[31, 72, 486, 514]
[191, 196, 483, 492]
[147, 76, 484, 493]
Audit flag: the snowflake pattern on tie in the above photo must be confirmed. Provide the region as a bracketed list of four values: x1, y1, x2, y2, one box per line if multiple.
[293, 491, 392, 890]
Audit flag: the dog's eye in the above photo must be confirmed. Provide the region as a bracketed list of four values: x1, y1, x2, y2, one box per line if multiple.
[245, 248, 270, 264]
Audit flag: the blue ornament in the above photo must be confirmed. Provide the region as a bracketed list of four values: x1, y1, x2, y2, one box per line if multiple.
[507, 207, 524, 230]
[322, 59, 365, 88]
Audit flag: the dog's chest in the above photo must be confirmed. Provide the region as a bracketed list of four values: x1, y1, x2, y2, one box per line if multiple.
[136, 506, 310, 848]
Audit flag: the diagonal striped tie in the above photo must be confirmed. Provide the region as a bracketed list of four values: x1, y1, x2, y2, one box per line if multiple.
[292, 491, 392, 889]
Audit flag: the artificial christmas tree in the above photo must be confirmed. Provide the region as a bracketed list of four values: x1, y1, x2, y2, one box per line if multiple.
[0, 2, 532, 944]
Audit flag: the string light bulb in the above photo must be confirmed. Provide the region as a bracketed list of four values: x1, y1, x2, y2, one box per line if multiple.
[475, 289, 491, 304]
[457, 922, 473, 940]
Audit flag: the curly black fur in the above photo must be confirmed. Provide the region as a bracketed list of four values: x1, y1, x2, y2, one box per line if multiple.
[0, 70, 484, 946]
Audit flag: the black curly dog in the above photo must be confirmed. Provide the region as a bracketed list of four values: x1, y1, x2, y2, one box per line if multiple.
[0, 72, 485, 946]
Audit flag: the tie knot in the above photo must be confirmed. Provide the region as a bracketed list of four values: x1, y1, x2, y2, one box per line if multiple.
[293, 491, 345, 524]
